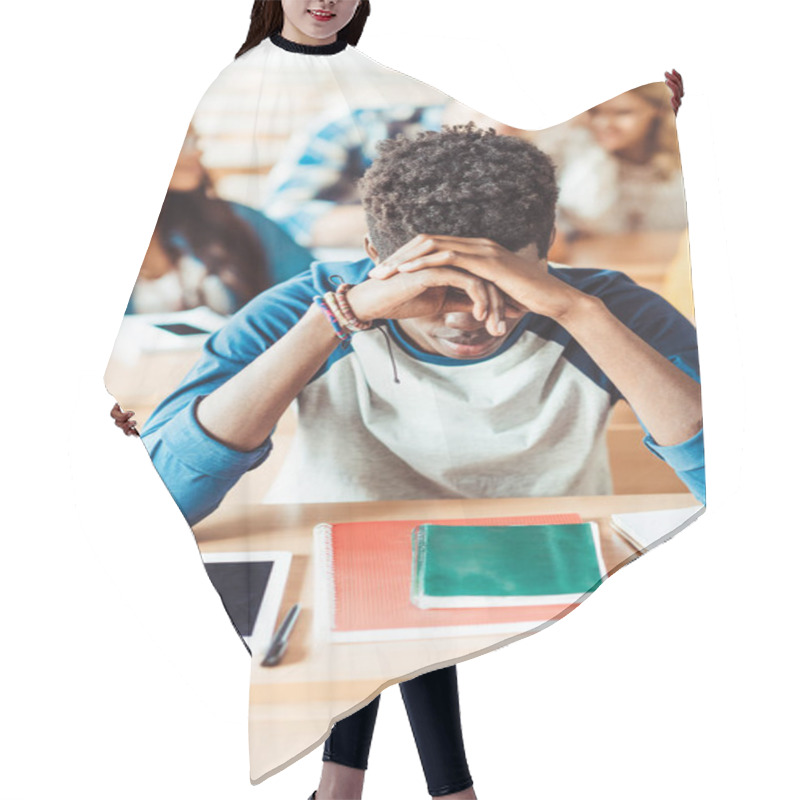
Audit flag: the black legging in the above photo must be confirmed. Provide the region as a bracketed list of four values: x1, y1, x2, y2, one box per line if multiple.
[323, 664, 473, 797]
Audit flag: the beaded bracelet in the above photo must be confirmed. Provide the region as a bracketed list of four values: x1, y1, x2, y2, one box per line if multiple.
[335, 283, 373, 332]
[324, 290, 353, 332]
[313, 295, 350, 342]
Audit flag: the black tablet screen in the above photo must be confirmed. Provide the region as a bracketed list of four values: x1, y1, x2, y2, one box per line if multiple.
[203, 561, 273, 637]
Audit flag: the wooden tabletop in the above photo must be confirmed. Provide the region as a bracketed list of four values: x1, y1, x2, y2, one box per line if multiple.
[194, 492, 698, 781]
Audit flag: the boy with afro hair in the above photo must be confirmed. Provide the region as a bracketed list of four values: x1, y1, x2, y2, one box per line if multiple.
[139, 122, 702, 515]
[136, 122, 704, 800]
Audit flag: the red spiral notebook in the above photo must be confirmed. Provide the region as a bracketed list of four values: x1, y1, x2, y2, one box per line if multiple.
[313, 512, 602, 642]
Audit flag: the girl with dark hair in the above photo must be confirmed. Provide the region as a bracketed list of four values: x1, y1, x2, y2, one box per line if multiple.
[127, 123, 314, 315]
[235, 0, 371, 58]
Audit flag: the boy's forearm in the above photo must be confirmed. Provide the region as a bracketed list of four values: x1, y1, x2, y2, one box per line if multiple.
[559, 295, 703, 446]
[195, 305, 340, 452]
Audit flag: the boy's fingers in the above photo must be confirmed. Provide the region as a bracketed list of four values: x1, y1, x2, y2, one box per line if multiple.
[417, 267, 491, 317]
[375, 249, 459, 278]
[370, 237, 498, 279]
[371, 235, 438, 277]
[476, 283, 489, 321]
[486, 283, 506, 336]
[460, 274, 490, 322]
[462, 277, 488, 321]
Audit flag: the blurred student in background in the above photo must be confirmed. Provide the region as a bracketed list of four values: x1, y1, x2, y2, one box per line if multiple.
[262, 103, 447, 249]
[261, 98, 541, 250]
[126, 124, 314, 315]
[263, 86, 686, 258]
[537, 84, 687, 242]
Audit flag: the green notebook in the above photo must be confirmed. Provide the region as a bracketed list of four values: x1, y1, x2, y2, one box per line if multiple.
[410, 523, 606, 609]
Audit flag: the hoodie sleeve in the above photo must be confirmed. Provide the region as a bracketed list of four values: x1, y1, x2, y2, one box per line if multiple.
[613, 278, 705, 504]
[136, 270, 317, 525]
[580, 270, 706, 504]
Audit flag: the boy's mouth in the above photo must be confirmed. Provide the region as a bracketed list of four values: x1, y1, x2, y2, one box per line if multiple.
[436, 330, 499, 357]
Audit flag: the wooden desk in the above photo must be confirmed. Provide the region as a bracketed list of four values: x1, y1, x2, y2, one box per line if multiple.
[104, 349, 200, 422]
[194, 493, 698, 781]
[564, 229, 683, 267]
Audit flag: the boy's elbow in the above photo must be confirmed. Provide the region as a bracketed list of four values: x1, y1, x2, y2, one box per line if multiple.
[684, 469, 706, 506]
[169, 481, 225, 528]
[183, 499, 219, 527]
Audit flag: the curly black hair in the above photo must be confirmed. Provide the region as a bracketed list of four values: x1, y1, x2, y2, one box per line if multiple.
[358, 122, 559, 261]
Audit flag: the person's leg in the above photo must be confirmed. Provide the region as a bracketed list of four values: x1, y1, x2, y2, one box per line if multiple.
[400, 665, 476, 798]
[316, 695, 381, 800]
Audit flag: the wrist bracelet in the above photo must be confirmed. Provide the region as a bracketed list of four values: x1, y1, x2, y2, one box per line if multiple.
[313, 295, 351, 342]
[323, 291, 353, 331]
[335, 283, 373, 332]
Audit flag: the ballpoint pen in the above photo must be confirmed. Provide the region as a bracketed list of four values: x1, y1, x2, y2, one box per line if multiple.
[262, 603, 301, 667]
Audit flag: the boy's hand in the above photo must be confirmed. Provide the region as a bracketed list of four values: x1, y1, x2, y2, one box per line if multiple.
[367, 235, 586, 322]
[346, 264, 507, 331]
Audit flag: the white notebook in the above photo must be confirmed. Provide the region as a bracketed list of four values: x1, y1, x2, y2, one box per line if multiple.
[610, 506, 705, 552]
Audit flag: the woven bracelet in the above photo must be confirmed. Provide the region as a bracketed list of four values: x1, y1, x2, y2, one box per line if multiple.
[335, 283, 373, 332]
[313, 295, 351, 342]
[323, 291, 353, 330]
